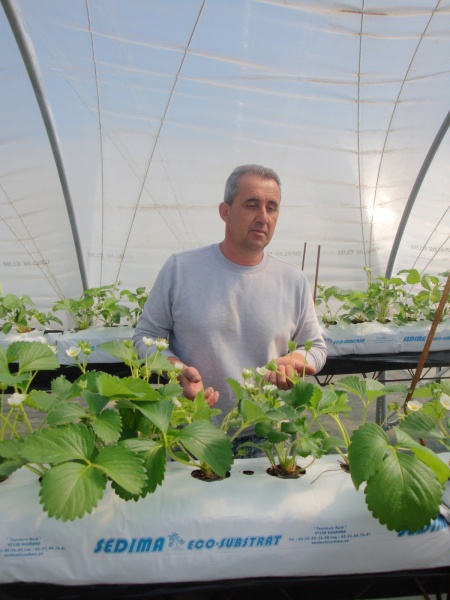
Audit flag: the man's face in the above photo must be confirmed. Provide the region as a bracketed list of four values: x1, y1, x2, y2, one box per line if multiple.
[220, 173, 281, 260]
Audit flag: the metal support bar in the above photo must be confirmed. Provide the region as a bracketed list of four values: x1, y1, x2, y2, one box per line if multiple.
[1, 0, 88, 291]
[385, 109, 450, 280]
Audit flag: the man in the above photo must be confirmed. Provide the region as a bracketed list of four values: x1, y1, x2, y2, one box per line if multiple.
[133, 164, 327, 425]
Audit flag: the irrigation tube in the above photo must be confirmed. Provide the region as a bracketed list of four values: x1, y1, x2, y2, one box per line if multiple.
[2, 0, 88, 291]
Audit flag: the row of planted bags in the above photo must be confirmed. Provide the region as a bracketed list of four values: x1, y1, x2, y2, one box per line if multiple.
[1, 321, 449, 364]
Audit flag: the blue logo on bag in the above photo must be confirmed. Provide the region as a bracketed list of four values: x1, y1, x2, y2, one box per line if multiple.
[397, 515, 447, 537]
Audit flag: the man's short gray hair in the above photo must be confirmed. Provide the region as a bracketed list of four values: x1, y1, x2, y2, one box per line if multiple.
[223, 164, 281, 205]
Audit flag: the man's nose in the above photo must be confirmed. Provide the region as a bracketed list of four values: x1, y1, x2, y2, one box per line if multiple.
[256, 207, 269, 223]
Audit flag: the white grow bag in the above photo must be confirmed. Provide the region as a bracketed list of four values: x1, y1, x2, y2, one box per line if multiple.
[0, 455, 449, 586]
[323, 321, 450, 356]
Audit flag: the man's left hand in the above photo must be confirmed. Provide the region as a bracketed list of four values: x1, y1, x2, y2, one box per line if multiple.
[267, 352, 316, 390]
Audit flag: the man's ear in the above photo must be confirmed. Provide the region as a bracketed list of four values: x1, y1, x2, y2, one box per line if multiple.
[219, 202, 229, 223]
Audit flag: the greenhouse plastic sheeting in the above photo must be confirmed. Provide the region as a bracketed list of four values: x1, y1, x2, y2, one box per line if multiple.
[0, 0, 450, 323]
[0, 455, 449, 586]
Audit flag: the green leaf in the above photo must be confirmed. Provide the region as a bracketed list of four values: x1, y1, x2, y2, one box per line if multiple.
[94, 445, 146, 494]
[82, 391, 111, 415]
[0, 346, 9, 374]
[336, 376, 388, 403]
[264, 407, 289, 422]
[399, 412, 444, 441]
[0, 372, 31, 387]
[148, 353, 174, 373]
[39, 462, 106, 521]
[47, 402, 88, 425]
[21, 423, 94, 463]
[115, 376, 161, 401]
[348, 423, 390, 489]
[2, 294, 24, 310]
[283, 380, 315, 409]
[226, 378, 244, 402]
[172, 421, 233, 478]
[190, 391, 220, 421]
[255, 420, 289, 443]
[322, 435, 346, 453]
[399, 268, 421, 285]
[239, 398, 267, 424]
[158, 381, 184, 399]
[98, 340, 135, 363]
[139, 444, 166, 494]
[134, 400, 173, 433]
[51, 375, 75, 398]
[92, 409, 122, 444]
[94, 372, 142, 399]
[410, 446, 450, 485]
[119, 439, 166, 497]
[0, 438, 23, 459]
[280, 420, 301, 435]
[27, 389, 61, 412]
[316, 388, 351, 415]
[0, 456, 26, 477]
[8, 341, 60, 373]
[295, 429, 326, 459]
[394, 428, 450, 484]
[364, 452, 443, 532]
[278, 404, 299, 421]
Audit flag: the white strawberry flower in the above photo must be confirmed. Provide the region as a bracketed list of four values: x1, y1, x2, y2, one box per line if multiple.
[66, 346, 81, 358]
[263, 384, 277, 393]
[440, 394, 450, 411]
[407, 400, 422, 412]
[155, 338, 169, 351]
[8, 393, 26, 407]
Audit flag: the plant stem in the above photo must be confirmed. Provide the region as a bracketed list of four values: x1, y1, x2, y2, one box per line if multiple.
[0, 409, 19, 439]
[25, 463, 47, 477]
[166, 444, 196, 469]
[19, 404, 34, 434]
[361, 401, 371, 426]
[329, 414, 351, 448]
[309, 409, 349, 463]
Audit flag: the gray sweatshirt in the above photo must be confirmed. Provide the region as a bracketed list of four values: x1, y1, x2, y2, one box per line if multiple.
[133, 244, 327, 423]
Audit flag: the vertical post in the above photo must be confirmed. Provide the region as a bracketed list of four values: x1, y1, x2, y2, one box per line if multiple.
[313, 245, 321, 303]
[301, 242, 307, 271]
[1, 0, 88, 291]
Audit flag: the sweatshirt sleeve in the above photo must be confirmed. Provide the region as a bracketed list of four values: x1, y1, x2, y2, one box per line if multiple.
[293, 275, 327, 373]
[132, 256, 176, 359]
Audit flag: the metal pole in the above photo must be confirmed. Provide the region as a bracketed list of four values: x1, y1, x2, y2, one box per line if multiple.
[385, 109, 450, 280]
[1, 0, 88, 291]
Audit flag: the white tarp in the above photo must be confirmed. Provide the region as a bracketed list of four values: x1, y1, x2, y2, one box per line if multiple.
[1, 1, 449, 315]
[0, 455, 449, 585]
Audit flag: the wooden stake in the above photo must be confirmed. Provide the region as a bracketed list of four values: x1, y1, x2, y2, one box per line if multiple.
[403, 273, 450, 413]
